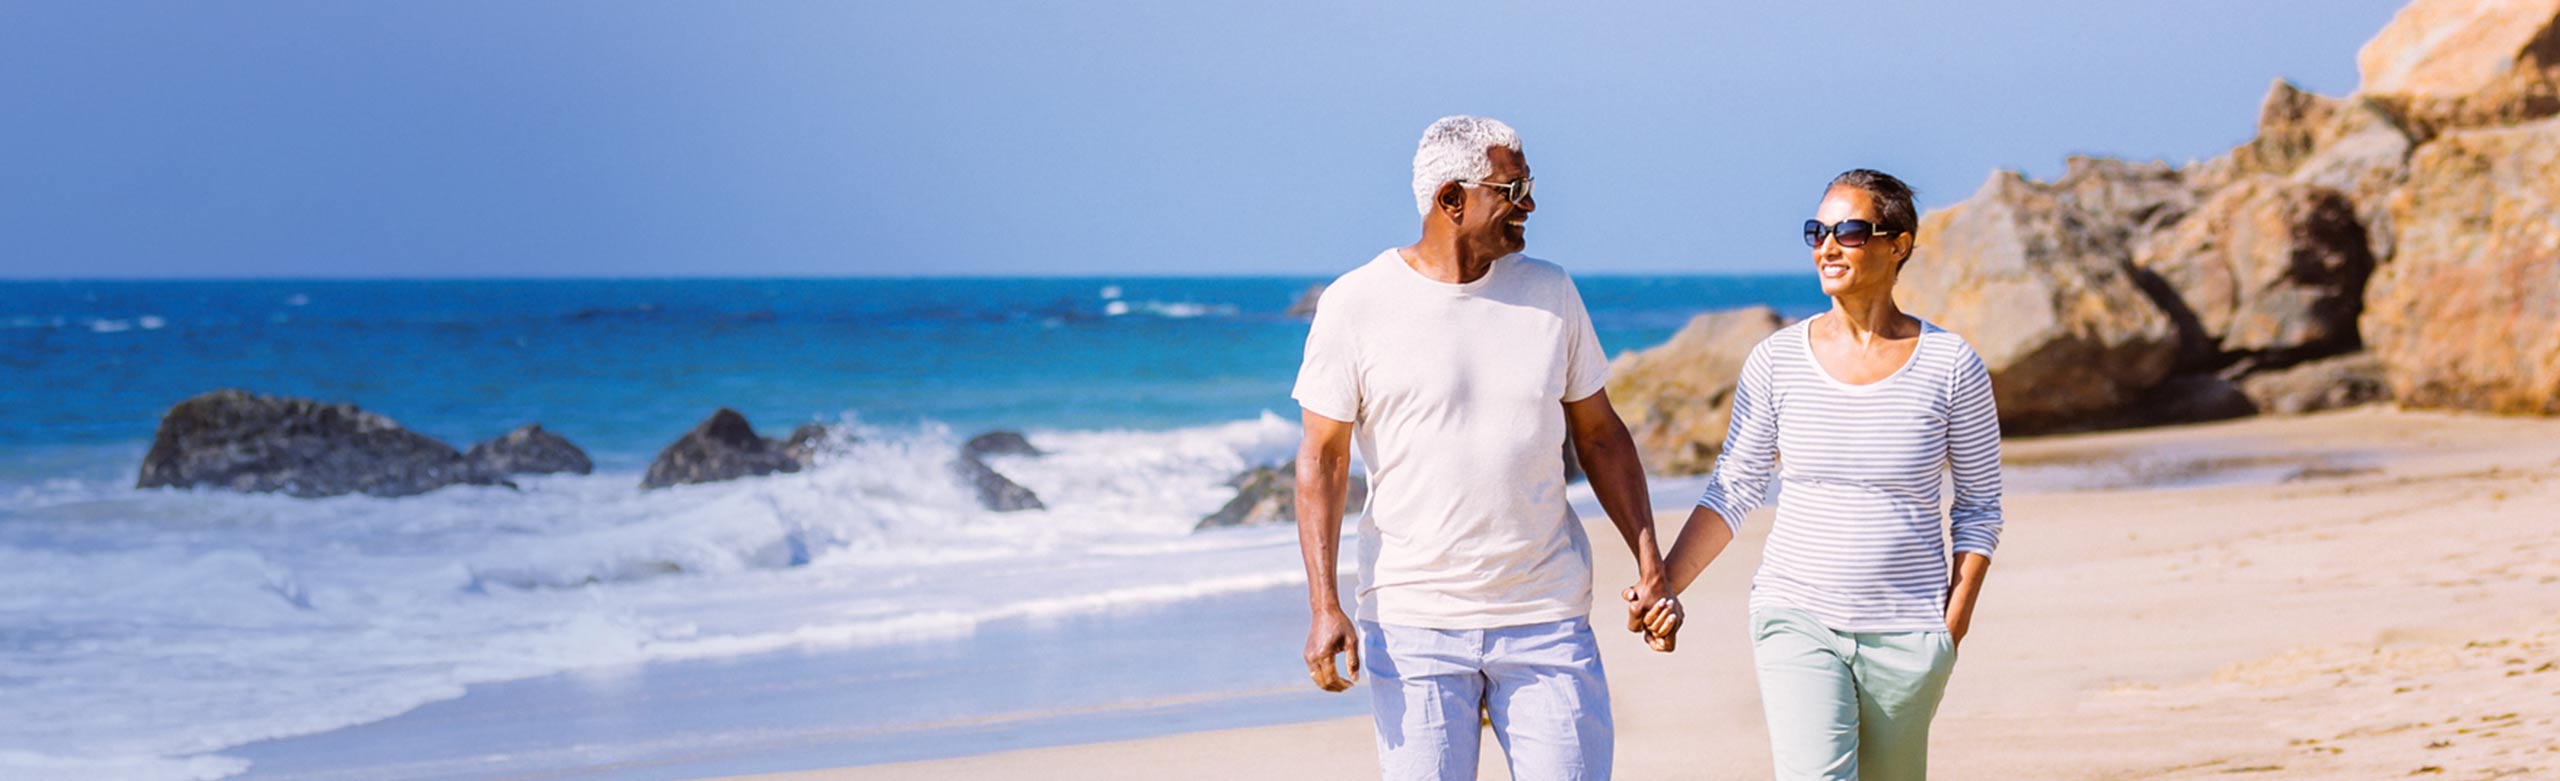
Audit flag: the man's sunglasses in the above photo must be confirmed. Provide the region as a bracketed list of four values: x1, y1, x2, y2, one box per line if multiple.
[1803, 219, 1904, 248]
[1461, 177, 1535, 206]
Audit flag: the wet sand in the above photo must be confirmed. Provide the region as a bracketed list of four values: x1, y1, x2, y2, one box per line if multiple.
[730, 408, 2560, 780]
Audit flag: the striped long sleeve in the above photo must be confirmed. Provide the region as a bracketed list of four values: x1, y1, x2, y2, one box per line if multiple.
[1695, 341, 1778, 533]
[1945, 347, 2004, 559]
[1691, 318, 2008, 632]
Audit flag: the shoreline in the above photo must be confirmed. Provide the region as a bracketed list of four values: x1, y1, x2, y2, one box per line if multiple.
[726, 407, 2560, 780]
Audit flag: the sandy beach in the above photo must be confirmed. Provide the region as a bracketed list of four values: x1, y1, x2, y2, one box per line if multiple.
[731, 407, 2560, 780]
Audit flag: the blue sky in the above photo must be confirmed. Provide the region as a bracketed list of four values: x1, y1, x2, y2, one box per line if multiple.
[1, 1, 2406, 278]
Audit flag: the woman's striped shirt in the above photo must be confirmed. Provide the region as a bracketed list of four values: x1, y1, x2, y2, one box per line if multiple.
[1695, 315, 2005, 632]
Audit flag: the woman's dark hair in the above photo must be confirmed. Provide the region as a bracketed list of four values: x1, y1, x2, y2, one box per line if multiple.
[1827, 169, 1918, 270]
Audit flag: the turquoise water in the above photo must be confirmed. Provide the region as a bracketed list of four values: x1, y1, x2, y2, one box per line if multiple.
[0, 274, 1822, 779]
[2, 276, 1819, 458]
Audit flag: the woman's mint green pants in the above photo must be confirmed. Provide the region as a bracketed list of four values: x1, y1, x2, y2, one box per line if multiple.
[1751, 608, 1957, 781]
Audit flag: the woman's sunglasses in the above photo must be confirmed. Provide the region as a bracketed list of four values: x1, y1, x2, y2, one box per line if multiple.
[1803, 219, 1904, 248]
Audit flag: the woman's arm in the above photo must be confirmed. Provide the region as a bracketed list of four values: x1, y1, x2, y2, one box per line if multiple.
[1636, 344, 1781, 639]
[1945, 551, 1990, 648]
[1944, 346, 2004, 648]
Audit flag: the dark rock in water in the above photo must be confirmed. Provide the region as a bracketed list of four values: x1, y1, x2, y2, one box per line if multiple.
[137, 389, 511, 498]
[642, 409, 821, 489]
[953, 429, 1045, 512]
[465, 423, 594, 476]
[962, 430, 1043, 459]
[1196, 464, 1369, 532]
[783, 424, 829, 464]
[1285, 284, 1328, 319]
[953, 456, 1045, 512]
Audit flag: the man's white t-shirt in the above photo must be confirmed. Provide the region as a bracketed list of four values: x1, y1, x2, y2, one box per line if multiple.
[1292, 249, 1610, 630]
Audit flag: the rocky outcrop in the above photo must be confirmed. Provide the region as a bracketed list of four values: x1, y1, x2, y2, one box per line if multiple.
[465, 423, 593, 476]
[2239, 352, 2393, 415]
[2133, 176, 2376, 370]
[1603, 306, 1783, 475]
[1898, 162, 2189, 433]
[1195, 464, 1369, 531]
[2356, 0, 2560, 137]
[2359, 116, 2560, 414]
[962, 431, 1041, 459]
[1285, 284, 1327, 319]
[641, 409, 825, 489]
[137, 390, 510, 498]
[2193, 81, 2419, 264]
[954, 430, 1044, 512]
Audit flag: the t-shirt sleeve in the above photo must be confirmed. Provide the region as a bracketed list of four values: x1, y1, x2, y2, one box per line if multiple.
[1561, 278, 1609, 403]
[1290, 287, 1360, 423]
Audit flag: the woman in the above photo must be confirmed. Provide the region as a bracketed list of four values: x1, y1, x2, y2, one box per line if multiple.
[1636, 169, 2003, 781]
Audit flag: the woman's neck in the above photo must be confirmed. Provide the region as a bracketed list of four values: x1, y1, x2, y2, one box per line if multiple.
[1825, 290, 1913, 346]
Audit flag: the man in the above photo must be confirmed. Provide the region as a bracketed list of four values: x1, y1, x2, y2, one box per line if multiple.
[1293, 115, 1678, 780]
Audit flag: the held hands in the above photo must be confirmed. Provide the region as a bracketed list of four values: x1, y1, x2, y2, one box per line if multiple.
[1621, 582, 1684, 653]
[1304, 607, 1361, 692]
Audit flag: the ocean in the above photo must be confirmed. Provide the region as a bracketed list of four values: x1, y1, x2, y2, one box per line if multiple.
[0, 275, 1826, 780]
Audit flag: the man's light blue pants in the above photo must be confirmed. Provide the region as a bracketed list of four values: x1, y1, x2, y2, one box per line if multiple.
[1360, 617, 1614, 780]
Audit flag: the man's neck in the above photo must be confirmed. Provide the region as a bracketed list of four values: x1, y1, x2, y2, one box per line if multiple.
[1403, 227, 1501, 285]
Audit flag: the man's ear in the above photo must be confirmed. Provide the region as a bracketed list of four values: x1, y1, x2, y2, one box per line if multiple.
[1434, 181, 1467, 223]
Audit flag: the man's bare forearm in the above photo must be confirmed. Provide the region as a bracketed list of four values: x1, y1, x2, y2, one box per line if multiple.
[1578, 425, 1663, 580]
[1295, 436, 1352, 613]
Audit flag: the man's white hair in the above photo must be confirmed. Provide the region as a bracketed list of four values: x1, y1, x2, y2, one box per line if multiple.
[1410, 116, 1520, 216]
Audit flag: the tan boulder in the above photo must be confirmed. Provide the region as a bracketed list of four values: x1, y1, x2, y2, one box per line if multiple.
[2356, 0, 2560, 136]
[2192, 80, 2346, 188]
[2361, 116, 2560, 414]
[1899, 162, 2187, 433]
[2287, 96, 2418, 263]
[2132, 176, 2377, 368]
[2189, 81, 2416, 263]
[2238, 352, 2392, 415]
[1604, 306, 1783, 476]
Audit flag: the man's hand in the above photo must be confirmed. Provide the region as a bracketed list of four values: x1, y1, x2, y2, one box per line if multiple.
[1305, 606, 1361, 692]
[1621, 582, 1682, 653]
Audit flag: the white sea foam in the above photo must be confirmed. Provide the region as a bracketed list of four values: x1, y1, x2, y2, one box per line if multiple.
[1101, 300, 1241, 319]
[0, 413, 1317, 779]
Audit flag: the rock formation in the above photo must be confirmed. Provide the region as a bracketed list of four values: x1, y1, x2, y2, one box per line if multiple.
[2355, 0, 2560, 137]
[1285, 284, 1327, 319]
[137, 390, 511, 498]
[641, 409, 825, 489]
[1898, 161, 2189, 433]
[1603, 307, 1784, 475]
[1196, 463, 1369, 531]
[953, 430, 1045, 512]
[465, 423, 594, 476]
[2132, 176, 2376, 370]
[2360, 116, 2560, 413]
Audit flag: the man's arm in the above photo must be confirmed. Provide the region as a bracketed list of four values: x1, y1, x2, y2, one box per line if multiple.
[1296, 409, 1360, 691]
[1562, 390, 1675, 652]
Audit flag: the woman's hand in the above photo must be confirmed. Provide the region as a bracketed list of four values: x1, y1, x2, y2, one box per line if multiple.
[1622, 586, 1683, 652]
